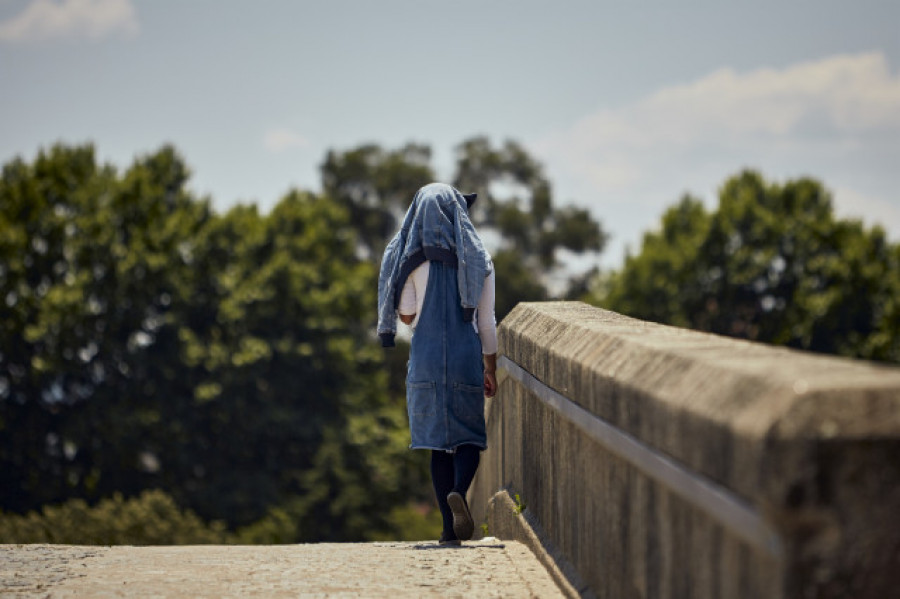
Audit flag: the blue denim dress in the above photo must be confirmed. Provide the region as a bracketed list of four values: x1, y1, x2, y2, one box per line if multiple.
[406, 261, 487, 451]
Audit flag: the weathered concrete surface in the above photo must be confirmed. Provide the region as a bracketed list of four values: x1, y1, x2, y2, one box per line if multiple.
[0, 541, 565, 597]
[482, 490, 590, 599]
[469, 302, 900, 599]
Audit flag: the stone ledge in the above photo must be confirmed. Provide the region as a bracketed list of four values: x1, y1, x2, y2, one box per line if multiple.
[498, 302, 900, 502]
[471, 301, 900, 598]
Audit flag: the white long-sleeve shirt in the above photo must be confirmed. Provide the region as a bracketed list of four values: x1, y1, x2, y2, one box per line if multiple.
[398, 261, 498, 355]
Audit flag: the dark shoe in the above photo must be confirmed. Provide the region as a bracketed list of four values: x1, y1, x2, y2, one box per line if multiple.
[447, 491, 474, 541]
[439, 531, 461, 546]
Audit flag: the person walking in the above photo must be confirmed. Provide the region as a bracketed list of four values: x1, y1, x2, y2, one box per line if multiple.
[377, 182, 497, 545]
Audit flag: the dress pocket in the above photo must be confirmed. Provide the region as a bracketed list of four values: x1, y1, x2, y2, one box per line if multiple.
[452, 382, 485, 428]
[407, 381, 436, 416]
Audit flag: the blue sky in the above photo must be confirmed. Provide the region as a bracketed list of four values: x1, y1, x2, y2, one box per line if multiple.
[1, 0, 898, 268]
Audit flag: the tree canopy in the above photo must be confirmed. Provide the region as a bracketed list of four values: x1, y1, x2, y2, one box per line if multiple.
[321, 136, 608, 320]
[9, 140, 893, 546]
[0, 143, 430, 540]
[594, 170, 900, 363]
[452, 136, 608, 318]
[0, 137, 607, 543]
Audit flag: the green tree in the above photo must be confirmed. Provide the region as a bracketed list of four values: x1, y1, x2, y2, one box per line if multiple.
[320, 142, 435, 258]
[598, 170, 900, 363]
[0, 144, 211, 513]
[0, 143, 431, 541]
[322, 137, 609, 321]
[452, 136, 608, 319]
[0, 137, 607, 544]
[0, 490, 230, 545]
[310, 136, 611, 536]
[601, 195, 711, 328]
[163, 191, 384, 527]
[175, 189, 432, 537]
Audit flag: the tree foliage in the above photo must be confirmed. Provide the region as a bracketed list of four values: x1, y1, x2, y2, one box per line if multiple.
[6, 141, 896, 546]
[320, 143, 435, 258]
[452, 136, 608, 319]
[598, 170, 900, 363]
[0, 490, 230, 545]
[0, 143, 434, 541]
[0, 144, 210, 514]
[320, 136, 609, 320]
[0, 137, 604, 543]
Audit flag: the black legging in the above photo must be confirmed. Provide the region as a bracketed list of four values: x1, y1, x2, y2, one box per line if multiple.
[430, 444, 481, 538]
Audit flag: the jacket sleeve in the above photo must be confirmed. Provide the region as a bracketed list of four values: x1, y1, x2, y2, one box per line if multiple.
[453, 201, 490, 322]
[377, 233, 403, 347]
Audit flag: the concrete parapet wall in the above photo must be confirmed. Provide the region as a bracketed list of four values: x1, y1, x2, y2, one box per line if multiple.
[469, 302, 900, 599]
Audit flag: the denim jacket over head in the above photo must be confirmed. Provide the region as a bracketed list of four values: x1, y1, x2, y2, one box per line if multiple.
[377, 183, 492, 348]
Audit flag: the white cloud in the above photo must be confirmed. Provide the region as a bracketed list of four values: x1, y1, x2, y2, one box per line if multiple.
[532, 52, 900, 267]
[538, 52, 900, 190]
[598, 52, 896, 146]
[263, 128, 309, 153]
[0, 0, 138, 44]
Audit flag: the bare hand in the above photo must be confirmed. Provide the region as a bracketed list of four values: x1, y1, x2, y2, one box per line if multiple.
[484, 371, 497, 398]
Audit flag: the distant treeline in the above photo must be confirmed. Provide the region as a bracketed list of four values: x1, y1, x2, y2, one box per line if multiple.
[0, 138, 605, 543]
[1, 139, 896, 544]
[592, 172, 900, 363]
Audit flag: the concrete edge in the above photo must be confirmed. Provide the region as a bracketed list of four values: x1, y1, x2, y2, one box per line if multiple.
[485, 489, 593, 599]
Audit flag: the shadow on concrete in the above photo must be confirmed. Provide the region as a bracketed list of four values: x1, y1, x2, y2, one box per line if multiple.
[411, 542, 507, 551]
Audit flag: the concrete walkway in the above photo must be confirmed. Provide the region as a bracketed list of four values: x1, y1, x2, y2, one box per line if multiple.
[1, 540, 565, 598]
